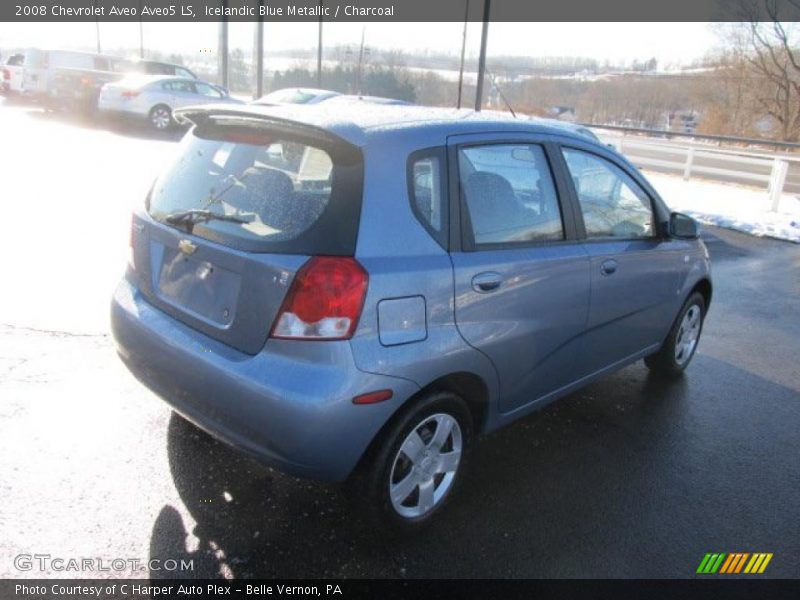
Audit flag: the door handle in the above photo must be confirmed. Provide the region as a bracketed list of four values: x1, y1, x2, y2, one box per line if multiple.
[472, 272, 503, 293]
[600, 259, 618, 276]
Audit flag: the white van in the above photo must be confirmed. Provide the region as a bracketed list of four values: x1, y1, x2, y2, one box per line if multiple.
[21, 49, 126, 101]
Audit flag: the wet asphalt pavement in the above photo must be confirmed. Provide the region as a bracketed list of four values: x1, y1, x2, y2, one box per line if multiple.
[0, 101, 798, 579]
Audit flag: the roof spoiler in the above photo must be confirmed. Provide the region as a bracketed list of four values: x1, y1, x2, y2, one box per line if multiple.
[173, 105, 353, 147]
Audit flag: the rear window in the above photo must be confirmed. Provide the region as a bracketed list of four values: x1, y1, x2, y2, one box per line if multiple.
[147, 119, 363, 255]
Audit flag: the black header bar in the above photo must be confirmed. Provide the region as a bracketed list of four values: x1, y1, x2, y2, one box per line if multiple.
[5, 0, 800, 22]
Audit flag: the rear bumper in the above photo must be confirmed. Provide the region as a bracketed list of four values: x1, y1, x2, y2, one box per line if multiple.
[98, 97, 144, 118]
[98, 106, 142, 118]
[111, 278, 418, 482]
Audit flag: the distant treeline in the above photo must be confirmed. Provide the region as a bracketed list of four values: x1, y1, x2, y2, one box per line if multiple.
[270, 65, 417, 102]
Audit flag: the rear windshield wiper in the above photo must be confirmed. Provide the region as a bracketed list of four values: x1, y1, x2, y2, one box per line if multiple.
[164, 209, 254, 233]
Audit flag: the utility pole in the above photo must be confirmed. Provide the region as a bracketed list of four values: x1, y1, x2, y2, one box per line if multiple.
[254, 1, 264, 98]
[474, 0, 490, 112]
[218, 14, 229, 90]
[138, 0, 144, 58]
[356, 26, 366, 96]
[317, 0, 324, 88]
[456, 0, 469, 109]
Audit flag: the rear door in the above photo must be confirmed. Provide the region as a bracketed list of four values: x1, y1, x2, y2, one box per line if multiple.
[164, 79, 198, 109]
[447, 134, 591, 414]
[7, 55, 24, 92]
[557, 145, 682, 375]
[131, 114, 363, 354]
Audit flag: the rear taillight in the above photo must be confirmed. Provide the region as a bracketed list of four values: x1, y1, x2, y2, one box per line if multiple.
[2, 69, 9, 81]
[121, 90, 139, 98]
[271, 257, 368, 340]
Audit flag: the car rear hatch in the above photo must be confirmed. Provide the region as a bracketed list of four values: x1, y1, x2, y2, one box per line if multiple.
[130, 109, 364, 355]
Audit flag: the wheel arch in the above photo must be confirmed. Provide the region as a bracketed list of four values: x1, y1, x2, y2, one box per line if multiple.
[691, 277, 712, 309]
[350, 370, 490, 480]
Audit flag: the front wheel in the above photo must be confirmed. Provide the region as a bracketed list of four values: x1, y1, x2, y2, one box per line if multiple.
[347, 391, 473, 533]
[645, 292, 706, 376]
[149, 104, 173, 131]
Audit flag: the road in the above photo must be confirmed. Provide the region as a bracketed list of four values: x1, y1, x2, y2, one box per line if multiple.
[599, 133, 800, 194]
[1, 99, 799, 579]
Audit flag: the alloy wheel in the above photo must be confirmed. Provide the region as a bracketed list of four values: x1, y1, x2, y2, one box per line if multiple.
[151, 107, 171, 130]
[388, 413, 462, 519]
[675, 304, 702, 365]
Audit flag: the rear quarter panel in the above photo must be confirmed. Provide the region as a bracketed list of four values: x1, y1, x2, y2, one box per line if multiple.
[349, 134, 501, 429]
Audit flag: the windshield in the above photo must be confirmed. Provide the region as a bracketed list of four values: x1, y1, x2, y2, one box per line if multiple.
[147, 120, 363, 255]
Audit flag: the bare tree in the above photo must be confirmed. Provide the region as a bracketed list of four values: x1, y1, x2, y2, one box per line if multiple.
[732, 0, 800, 140]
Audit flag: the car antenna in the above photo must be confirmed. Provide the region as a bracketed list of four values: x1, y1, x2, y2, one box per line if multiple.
[485, 68, 517, 118]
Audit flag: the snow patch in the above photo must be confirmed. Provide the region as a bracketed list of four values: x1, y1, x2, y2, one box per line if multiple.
[644, 171, 800, 243]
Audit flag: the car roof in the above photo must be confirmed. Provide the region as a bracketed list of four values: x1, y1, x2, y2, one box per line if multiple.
[176, 102, 602, 148]
[114, 74, 203, 87]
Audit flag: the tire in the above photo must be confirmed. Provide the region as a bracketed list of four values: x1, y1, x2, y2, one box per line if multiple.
[149, 104, 173, 131]
[347, 391, 473, 534]
[645, 292, 706, 377]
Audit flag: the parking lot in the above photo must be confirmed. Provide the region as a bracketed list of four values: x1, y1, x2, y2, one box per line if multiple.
[0, 98, 799, 579]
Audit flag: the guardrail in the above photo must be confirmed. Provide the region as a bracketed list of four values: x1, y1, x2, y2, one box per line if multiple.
[585, 124, 799, 211]
[580, 122, 800, 152]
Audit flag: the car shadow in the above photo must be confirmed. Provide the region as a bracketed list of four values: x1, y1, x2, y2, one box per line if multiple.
[700, 225, 776, 262]
[149, 352, 800, 578]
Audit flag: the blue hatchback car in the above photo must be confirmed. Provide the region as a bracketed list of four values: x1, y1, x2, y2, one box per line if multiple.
[111, 104, 711, 530]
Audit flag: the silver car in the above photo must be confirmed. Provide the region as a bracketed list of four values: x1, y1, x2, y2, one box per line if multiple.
[98, 75, 242, 130]
[251, 87, 341, 106]
[111, 103, 711, 531]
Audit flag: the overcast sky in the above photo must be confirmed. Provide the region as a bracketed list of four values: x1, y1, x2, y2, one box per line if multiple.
[0, 22, 719, 67]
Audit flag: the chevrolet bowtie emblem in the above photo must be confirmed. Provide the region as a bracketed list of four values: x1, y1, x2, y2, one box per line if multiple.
[178, 239, 198, 255]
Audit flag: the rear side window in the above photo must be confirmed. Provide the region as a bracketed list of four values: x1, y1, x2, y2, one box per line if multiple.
[409, 150, 447, 248]
[458, 144, 563, 246]
[562, 148, 654, 239]
[162, 80, 194, 93]
[148, 119, 363, 255]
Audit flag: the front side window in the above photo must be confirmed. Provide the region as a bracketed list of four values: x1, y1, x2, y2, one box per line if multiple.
[562, 148, 654, 239]
[195, 83, 223, 98]
[409, 152, 446, 246]
[458, 144, 563, 246]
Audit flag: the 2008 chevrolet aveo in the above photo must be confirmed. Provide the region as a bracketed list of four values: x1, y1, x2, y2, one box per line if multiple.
[111, 104, 711, 531]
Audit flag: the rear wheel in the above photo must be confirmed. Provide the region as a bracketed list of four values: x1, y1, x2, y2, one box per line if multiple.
[149, 104, 172, 131]
[347, 391, 473, 533]
[645, 292, 706, 376]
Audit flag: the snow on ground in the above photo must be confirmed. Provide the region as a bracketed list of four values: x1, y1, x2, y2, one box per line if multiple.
[644, 171, 800, 244]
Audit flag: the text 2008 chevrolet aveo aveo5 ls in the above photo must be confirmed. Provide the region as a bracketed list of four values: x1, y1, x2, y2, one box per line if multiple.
[111, 104, 711, 531]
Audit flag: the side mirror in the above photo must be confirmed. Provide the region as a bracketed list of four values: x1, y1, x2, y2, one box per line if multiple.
[669, 212, 699, 239]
